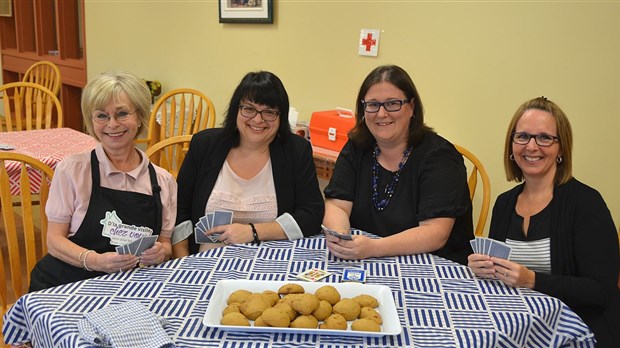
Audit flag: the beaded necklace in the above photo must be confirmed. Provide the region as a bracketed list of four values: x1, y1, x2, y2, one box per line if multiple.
[371, 143, 413, 211]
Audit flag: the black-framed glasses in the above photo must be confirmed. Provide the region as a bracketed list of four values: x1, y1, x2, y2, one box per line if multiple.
[239, 105, 280, 122]
[511, 132, 559, 147]
[92, 110, 136, 124]
[361, 98, 410, 113]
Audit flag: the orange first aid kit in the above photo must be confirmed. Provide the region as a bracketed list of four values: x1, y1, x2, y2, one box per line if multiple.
[309, 108, 356, 152]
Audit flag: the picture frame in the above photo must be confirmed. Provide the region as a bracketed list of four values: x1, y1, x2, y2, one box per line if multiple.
[219, 0, 273, 24]
[0, 0, 12, 17]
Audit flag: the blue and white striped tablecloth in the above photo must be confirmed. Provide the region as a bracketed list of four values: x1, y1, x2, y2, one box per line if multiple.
[2, 233, 595, 347]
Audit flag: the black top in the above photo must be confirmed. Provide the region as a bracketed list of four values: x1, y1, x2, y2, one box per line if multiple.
[176, 128, 325, 255]
[324, 132, 474, 265]
[490, 178, 620, 347]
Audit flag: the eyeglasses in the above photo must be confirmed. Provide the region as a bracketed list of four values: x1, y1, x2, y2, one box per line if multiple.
[92, 110, 136, 123]
[511, 132, 559, 147]
[361, 98, 410, 113]
[239, 105, 280, 122]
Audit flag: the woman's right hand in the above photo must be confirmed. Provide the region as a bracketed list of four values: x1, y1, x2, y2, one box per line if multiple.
[88, 251, 139, 273]
[468, 253, 496, 279]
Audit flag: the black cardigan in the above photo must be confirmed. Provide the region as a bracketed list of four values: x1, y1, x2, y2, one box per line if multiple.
[176, 128, 325, 254]
[490, 178, 619, 347]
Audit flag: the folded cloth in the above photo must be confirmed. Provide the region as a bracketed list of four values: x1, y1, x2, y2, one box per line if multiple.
[77, 301, 175, 348]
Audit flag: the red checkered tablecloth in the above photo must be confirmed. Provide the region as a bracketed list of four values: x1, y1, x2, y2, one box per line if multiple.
[0, 128, 98, 195]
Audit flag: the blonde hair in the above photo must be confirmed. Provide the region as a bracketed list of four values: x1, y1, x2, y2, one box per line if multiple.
[81, 71, 151, 139]
[504, 96, 573, 185]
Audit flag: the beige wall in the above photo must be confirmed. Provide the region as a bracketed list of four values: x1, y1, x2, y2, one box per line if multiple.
[85, 1, 620, 233]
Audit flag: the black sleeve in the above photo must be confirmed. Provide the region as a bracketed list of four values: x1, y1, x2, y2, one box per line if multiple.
[285, 137, 325, 237]
[535, 187, 619, 309]
[176, 134, 201, 225]
[417, 144, 470, 220]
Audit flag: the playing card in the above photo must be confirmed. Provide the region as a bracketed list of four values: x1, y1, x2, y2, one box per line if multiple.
[206, 213, 214, 230]
[296, 268, 332, 282]
[321, 224, 353, 240]
[342, 268, 366, 283]
[134, 235, 158, 256]
[195, 227, 215, 244]
[483, 238, 493, 255]
[115, 245, 125, 254]
[126, 238, 143, 255]
[198, 215, 209, 232]
[475, 237, 483, 254]
[488, 239, 512, 260]
[212, 210, 233, 227]
[208, 232, 222, 243]
[469, 239, 477, 254]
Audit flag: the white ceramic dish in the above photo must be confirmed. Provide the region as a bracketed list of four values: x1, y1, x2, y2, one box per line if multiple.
[202, 279, 402, 337]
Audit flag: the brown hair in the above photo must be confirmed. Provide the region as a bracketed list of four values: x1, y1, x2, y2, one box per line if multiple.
[348, 65, 433, 149]
[504, 96, 573, 184]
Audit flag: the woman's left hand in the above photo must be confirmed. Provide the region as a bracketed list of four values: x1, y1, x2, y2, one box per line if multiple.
[491, 257, 535, 289]
[326, 235, 374, 260]
[139, 241, 167, 266]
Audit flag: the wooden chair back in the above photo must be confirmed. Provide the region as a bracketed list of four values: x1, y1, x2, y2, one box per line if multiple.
[0, 82, 63, 132]
[454, 144, 491, 237]
[23, 61, 62, 96]
[0, 152, 54, 330]
[136, 88, 215, 147]
[145, 135, 192, 179]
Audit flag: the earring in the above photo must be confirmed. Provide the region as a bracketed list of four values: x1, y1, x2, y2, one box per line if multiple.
[509, 154, 515, 161]
[556, 156, 563, 164]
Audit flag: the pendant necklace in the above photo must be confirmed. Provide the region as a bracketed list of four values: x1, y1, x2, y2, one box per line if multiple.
[371, 143, 413, 211]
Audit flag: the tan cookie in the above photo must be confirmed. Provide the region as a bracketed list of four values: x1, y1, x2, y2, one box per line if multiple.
[278, 283, 305, 295]
[333, 298, 361, 321]
[221, 312, 250, 326]
[314, 285, 341, 305]
[351, 318, 381, 332]
[290, 315, 319, 329]
[352, 294, 379, 308]
[319, 313, 347, 330]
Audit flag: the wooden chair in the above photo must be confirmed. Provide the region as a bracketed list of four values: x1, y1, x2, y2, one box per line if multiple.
[0, 81, 63, 132]
[145, 135, 192, 179]
[0, 153, 54, 334]
[22, 61, 62, 96]
[136, 88, 215, 148]
[454, 144, 491, 237]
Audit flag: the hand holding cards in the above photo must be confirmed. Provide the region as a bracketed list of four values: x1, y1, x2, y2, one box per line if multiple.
[470, 236, 512, 260]
[195, 210, 234, 244]
[115, 235, 158, 256]
[321, 224, 353, 240]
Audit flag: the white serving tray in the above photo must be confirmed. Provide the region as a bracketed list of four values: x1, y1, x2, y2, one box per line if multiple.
[203, 279, 402, 337]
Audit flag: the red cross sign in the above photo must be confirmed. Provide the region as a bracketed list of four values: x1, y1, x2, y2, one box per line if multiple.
[359, 29, 380, 57]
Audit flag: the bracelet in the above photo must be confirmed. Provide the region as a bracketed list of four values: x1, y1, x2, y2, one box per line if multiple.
[249, 223, 260, 245]
[82, 250, 94, 271]
[78, 249, 89, 263]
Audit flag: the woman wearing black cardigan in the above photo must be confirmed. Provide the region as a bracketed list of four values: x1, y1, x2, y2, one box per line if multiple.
[468, 97, 619, 347]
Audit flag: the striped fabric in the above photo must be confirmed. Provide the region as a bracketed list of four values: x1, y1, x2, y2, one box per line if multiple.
[2, 232, 595, 347]
[506, 238, 552, 274]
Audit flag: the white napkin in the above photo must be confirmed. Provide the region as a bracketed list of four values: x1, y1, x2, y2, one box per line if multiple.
[78, 301, 174, 348]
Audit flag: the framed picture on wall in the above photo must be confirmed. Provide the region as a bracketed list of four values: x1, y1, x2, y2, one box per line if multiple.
[0, 0, 12, 17]
[219, 0, 273, 24]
